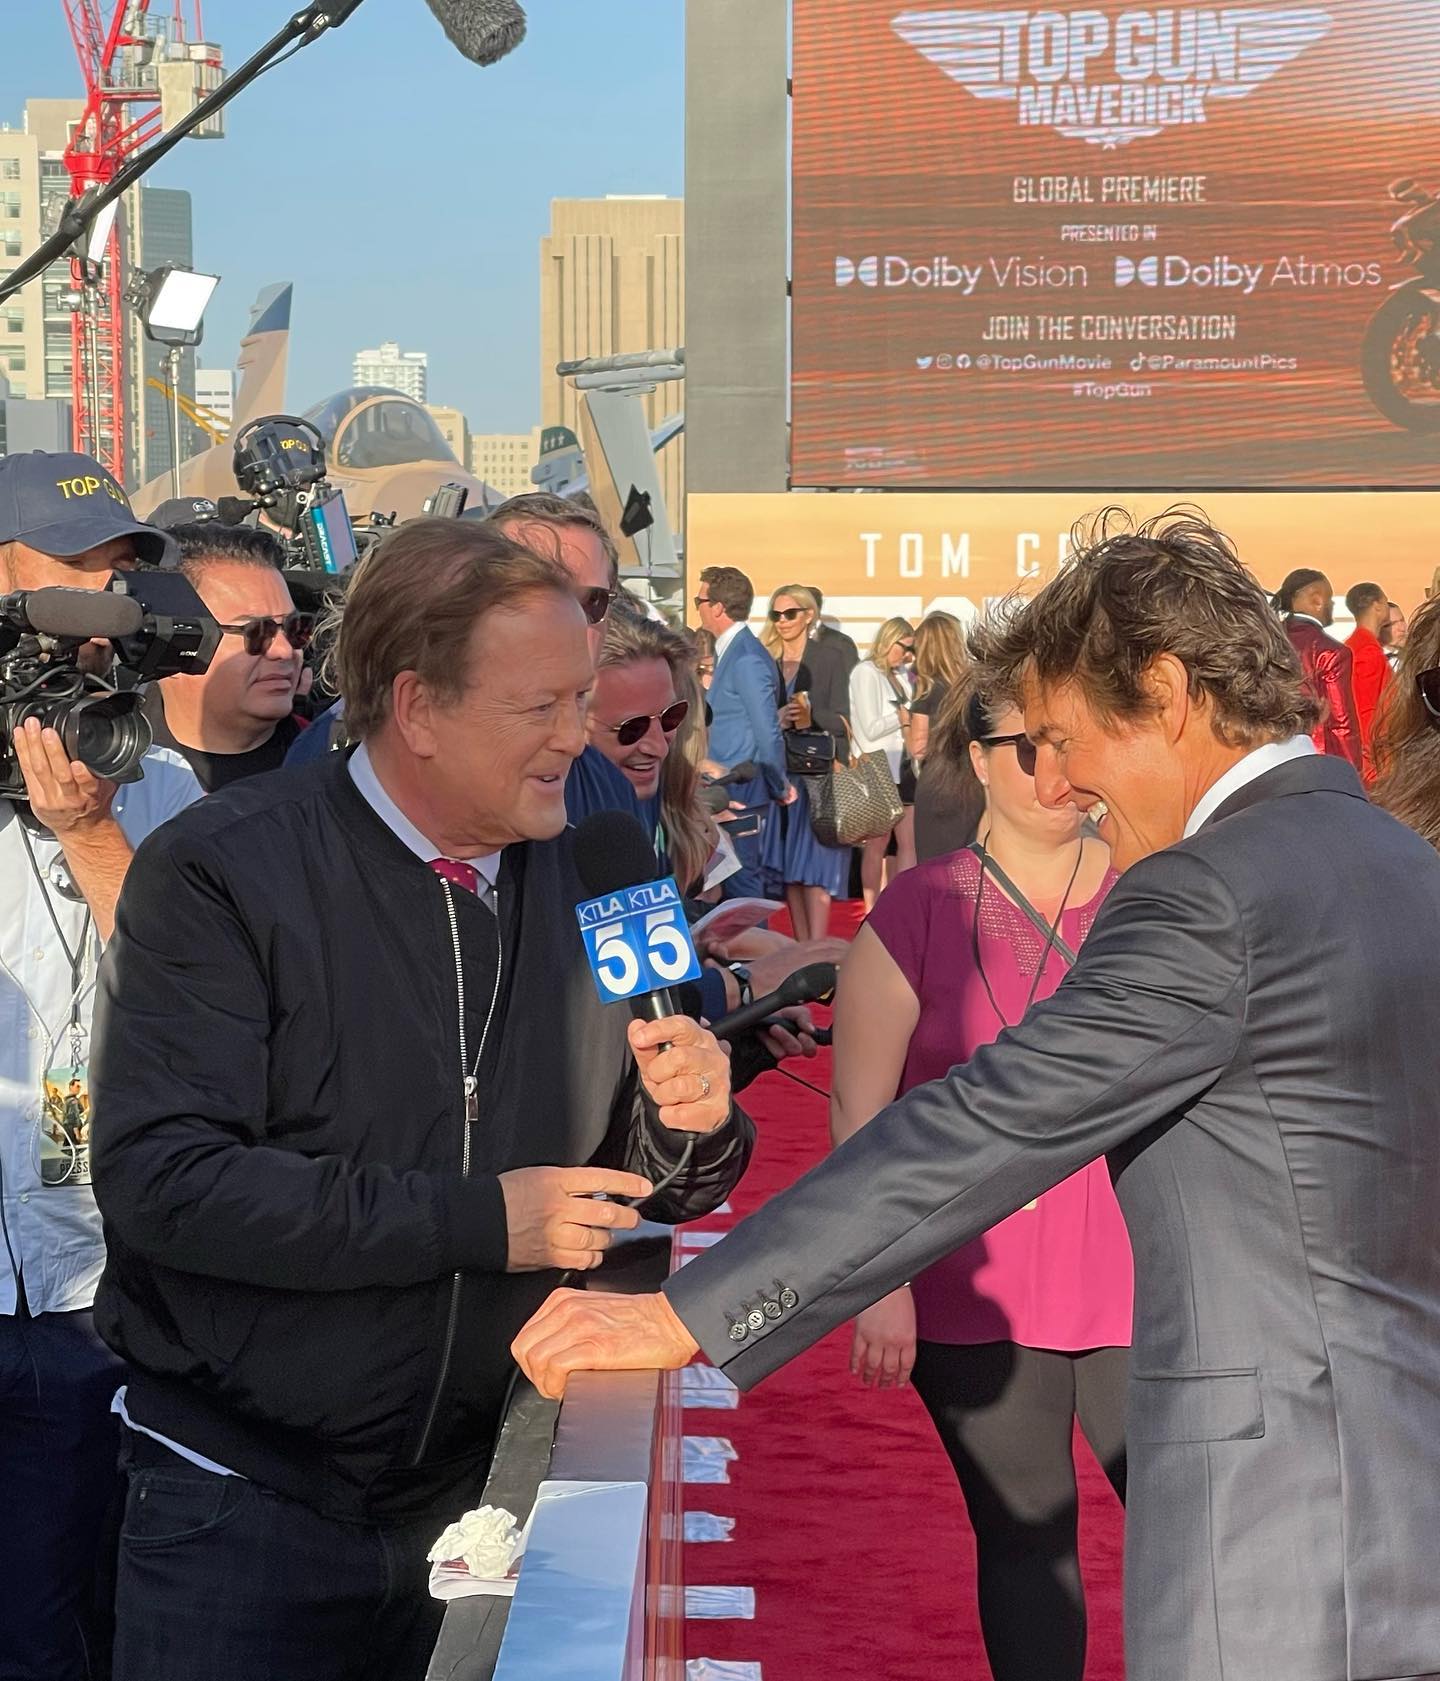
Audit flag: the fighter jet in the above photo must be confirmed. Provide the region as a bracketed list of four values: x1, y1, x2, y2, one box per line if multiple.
[131, 283, 499, 522]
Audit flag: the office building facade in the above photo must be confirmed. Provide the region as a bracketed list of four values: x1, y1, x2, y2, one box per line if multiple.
[353, 341, 428, 403]
[539, 196, 684, 521]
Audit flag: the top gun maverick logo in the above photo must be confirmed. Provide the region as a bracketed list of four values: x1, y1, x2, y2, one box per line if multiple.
[891, 7, 1333, 149]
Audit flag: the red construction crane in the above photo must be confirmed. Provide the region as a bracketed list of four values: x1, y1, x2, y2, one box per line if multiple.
[60, 2, 221, 483]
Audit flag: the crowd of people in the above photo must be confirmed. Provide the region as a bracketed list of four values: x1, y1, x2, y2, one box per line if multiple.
[6, 443, 1440, 1681]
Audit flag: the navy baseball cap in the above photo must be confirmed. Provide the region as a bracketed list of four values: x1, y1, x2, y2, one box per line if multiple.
[0, 451, 174, 566]
[149, 495, 220, 530]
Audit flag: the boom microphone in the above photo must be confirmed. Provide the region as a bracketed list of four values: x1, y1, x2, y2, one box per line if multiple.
[2, 588, 144, 642]
[708, 962, 839, 1043]
[423, 0, 527, 65]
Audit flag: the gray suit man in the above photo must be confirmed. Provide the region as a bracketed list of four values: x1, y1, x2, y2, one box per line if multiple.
[514, 511, 1440, 1681]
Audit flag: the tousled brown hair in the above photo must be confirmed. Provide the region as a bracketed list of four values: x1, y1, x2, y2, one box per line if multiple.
[334, 518, 572, 740]
[970, 506, 1318, 748]
[1373, 596, 1440, 851]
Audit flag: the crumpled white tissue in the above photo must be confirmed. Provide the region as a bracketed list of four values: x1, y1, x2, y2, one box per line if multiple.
[427, 1505, 522, 1579]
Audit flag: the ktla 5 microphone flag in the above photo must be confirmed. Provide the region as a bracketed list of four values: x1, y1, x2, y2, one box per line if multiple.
[791, 0, 1440, 488]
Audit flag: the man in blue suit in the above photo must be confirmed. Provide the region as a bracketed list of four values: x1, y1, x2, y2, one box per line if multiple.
[695, 565, 793, 898]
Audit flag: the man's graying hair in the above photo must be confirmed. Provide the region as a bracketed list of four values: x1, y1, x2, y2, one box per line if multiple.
[970, 506, 1319, 748]
[487, 491, 619, 587]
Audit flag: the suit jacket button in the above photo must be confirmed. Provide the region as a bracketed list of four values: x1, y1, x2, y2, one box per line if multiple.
[746, 1307, 766, 1332]
[728, 1320, 748, 1342]
[778, 1286, 798, 1310]
[762, 1299, 782, 1320]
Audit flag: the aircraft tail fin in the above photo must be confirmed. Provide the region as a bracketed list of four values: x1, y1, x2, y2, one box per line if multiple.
[232, 282, 293, 429]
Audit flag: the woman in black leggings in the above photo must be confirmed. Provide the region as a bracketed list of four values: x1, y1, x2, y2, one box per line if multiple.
[830, 685, 1132, 1681]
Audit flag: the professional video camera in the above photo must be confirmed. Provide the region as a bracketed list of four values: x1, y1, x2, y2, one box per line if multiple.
[0, 573, 219, 801]
[227, 415, 364, 579]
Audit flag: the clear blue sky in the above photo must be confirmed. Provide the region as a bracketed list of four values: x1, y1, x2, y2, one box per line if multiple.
[0, 0, 683, 432]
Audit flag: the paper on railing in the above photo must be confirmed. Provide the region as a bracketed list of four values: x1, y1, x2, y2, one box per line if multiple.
[427, 1482, 643, 1601]
[427, 1504, 534, 1601]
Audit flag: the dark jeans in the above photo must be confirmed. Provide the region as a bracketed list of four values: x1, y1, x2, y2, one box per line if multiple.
[0, 1306, 125, 1681]
[910, 1340, 1128, 1681]
[112, 1431, 445, 1681]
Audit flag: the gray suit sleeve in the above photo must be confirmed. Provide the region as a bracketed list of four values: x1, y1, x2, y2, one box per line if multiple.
[664, 846, 1246, 1384]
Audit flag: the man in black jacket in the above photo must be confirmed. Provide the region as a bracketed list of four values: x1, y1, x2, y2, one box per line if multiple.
[91, 519, 752, 1681]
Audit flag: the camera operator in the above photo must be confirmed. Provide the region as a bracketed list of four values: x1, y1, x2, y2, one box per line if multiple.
[0, 451, 203, 1681]
[143, 524, 311, 790]
[91, 519, 752, 1680]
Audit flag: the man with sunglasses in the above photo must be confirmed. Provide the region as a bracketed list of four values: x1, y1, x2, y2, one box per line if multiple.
[147, 524, 313, 792]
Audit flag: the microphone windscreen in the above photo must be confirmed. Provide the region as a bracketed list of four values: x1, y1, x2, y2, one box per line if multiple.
[24, 587, 144, 641]
[778, 962, 839, 1007]
[575, 810, 660, 899]
[423, 0, 526, 65]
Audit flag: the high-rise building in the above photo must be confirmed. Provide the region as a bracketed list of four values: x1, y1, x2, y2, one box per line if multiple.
[539, 196, 684, 521]
[353, 341, 428, 403]
[195, 366, 234, 431]
[0, 369, 72, 456]
[424, 403, 468, 464]
[0, 100, 85, 409]
[124, 184, 203, 489]
[469, 427, 543, 499]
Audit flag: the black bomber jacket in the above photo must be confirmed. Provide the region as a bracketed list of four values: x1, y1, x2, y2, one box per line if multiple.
[91, 752, 753, 1522]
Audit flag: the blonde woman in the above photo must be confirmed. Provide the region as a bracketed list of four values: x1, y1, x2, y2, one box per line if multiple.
[850, 615, 916, 909]
[907, 611, 968, 766]
[760, 584, 853, 939]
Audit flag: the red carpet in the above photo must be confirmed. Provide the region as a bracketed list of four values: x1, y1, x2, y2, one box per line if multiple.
[682, 905, 1125, 1679]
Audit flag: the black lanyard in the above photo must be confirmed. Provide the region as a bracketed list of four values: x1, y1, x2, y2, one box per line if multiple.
[17, 820, 92, 1038]
[969, 834, 1083, 1028]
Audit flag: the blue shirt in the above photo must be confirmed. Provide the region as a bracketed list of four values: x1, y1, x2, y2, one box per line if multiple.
[0, 749, 204, 1315]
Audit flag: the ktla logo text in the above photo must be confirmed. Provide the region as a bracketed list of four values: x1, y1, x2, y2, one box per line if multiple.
[1116, 254, 1384, 295]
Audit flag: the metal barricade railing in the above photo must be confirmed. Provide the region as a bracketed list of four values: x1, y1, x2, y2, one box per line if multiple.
[427, 1228, 685, 1681]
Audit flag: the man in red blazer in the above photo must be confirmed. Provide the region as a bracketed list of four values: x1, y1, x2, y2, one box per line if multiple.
[1344, 580, 1394, 782]
[1274, 569, 1363, 771]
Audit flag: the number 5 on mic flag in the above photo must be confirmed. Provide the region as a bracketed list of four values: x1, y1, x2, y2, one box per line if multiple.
[576, 876, 702, 1004]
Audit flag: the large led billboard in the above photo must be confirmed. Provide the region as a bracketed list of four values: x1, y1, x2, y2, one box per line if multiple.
[791, 1, 1440, 487]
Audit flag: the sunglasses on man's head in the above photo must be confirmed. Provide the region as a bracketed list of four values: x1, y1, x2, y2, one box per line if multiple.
[692, 594, 711, 610]
[216, 611, 316, 657]
[769, 606, 807, 622]
[575, 586, 616, 626]
[981, 732, 1038, 775]
[1417, 666, 1440, 721]
[603, 700, 690, 747]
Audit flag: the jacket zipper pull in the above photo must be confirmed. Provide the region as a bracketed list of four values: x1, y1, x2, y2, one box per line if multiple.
[463, 1074, 478, 1127]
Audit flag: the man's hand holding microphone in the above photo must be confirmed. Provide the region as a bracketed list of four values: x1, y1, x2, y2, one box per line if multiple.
[498, 1014, 731, 1271]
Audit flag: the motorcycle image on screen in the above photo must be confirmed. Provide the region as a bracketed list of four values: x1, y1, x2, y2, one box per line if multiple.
[1361, 178, 1440, 431]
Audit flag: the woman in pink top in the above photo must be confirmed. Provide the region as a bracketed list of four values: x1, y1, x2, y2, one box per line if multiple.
[831, 683, 1133, 1681]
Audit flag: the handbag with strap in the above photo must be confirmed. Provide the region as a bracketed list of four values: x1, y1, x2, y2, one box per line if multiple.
[965, 843, 1079, 966]
[784, 728, 836, 777]
[810, 719, 904, 847]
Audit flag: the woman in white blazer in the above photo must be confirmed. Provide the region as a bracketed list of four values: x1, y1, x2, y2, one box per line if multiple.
[849, 616, 917, 908]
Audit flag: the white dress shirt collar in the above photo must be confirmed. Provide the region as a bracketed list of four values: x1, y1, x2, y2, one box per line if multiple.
[1184, 736, 1317, 838]
[349, 743, 501, 890]
[715, 621, 745, 662]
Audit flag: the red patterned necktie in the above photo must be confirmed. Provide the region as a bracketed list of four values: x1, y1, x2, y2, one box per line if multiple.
[428, 857, 482, 898]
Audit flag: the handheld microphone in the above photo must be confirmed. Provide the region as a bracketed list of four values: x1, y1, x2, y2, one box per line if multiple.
[423, 0, 527, 65]
[708, 962, 839, 1043]
[573, 810, 702, 1032]
[2, 589, 145, 642]
[699, 760, 759, 814]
